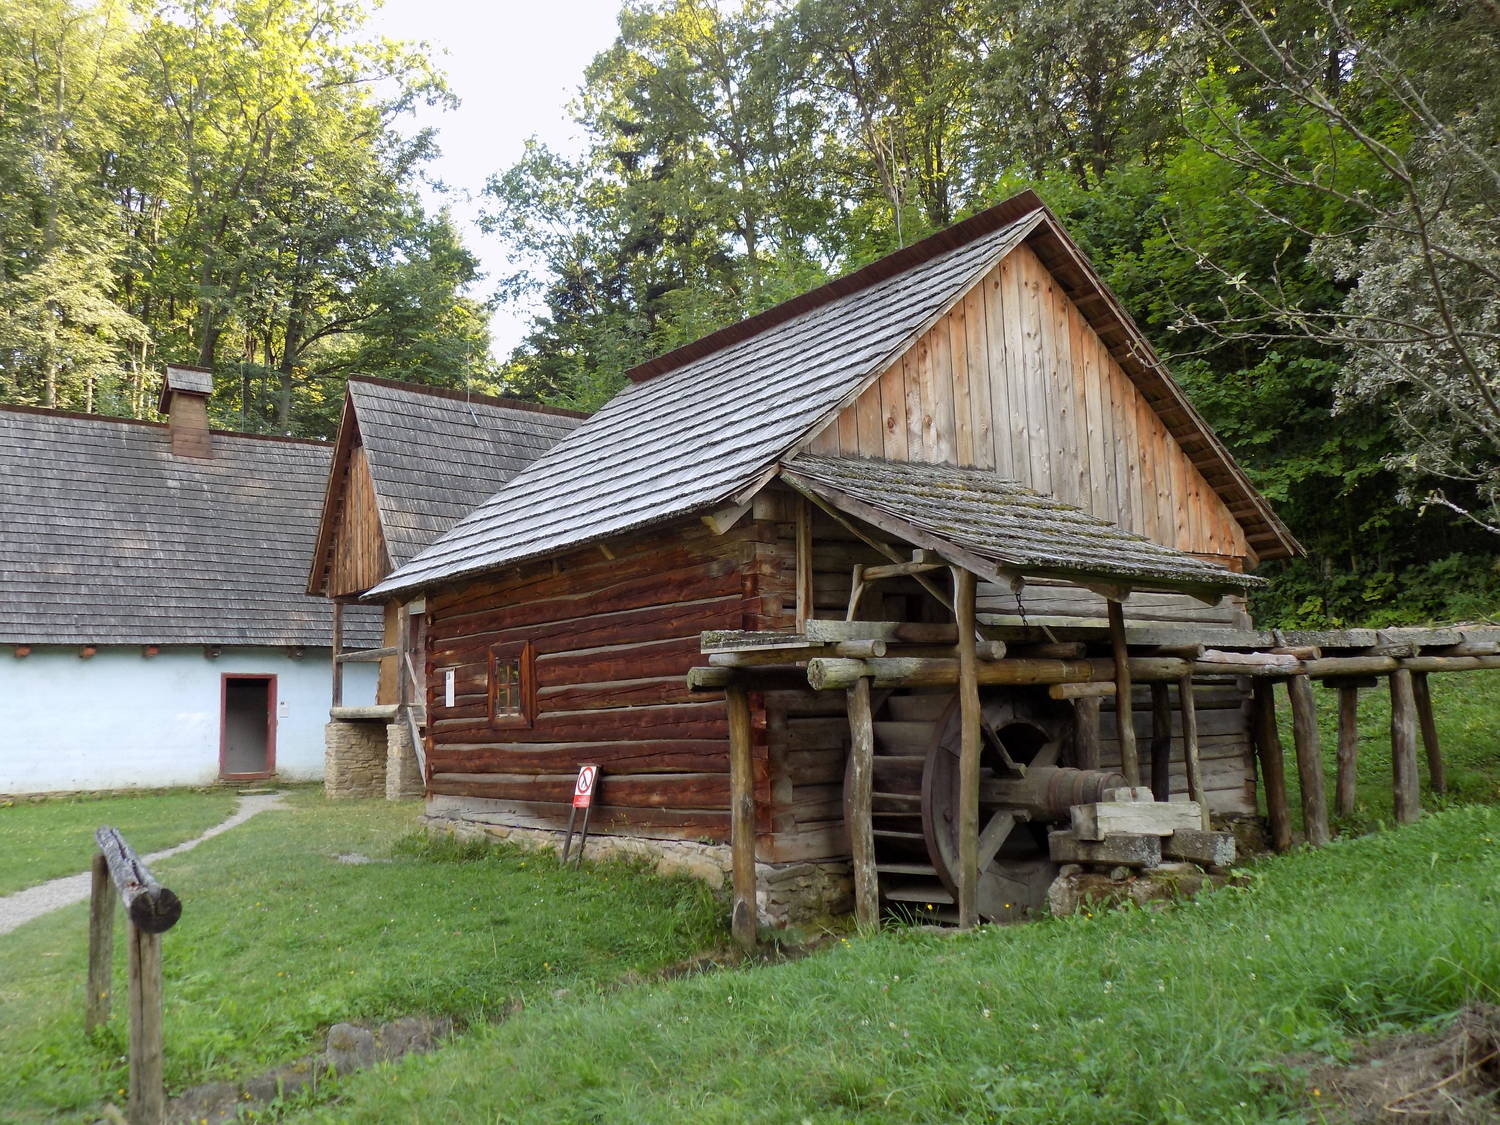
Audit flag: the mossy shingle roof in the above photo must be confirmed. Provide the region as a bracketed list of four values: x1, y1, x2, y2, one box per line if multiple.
[782, 455, 1265, 596]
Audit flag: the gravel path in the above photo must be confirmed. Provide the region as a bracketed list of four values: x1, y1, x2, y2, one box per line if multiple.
[0, 790, 288, 936]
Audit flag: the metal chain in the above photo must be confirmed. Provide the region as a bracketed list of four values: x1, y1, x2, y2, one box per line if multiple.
[1014, 589, 1029, 629]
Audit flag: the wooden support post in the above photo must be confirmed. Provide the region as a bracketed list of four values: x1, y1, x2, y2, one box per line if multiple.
[1412, 672, 1445, 795]
[1389, 668, 1421, 825]
[331, 601, 344, 708]
[85, 853, 113, 1034]
[795, 498, 813, 632]
[1335, 685, 1359, 818]
[1177, 676, 1210, 830]
[1107, 600, 1141, 786]
[1073, 696, 1101, 771]
[726, 684, 758, 950]
[953, 567, 980, 931]
[846, 676, 878, 929]
[1286, 675, 1330, 847]
[1149, 681, 1172, 801]
[1251, 680, 1293, 852]
[126, 924, 164, 1125]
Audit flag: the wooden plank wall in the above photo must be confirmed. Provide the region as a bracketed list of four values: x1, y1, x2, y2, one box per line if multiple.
[327, 445, 390, 598]
[424, 517, 774, 847]
[806, 242, 1248, 560]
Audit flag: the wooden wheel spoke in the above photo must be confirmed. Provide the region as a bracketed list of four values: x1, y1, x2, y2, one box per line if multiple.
[1030, 739, 1062, 769]
[979, 717, 1021, 772]
[975, 810, 1017, 872]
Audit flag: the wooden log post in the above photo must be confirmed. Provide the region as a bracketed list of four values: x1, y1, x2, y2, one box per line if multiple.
[1389, 668, 1421, 825]
[127, 926, 164, 1125]
[1177, 676, 1210, 831]
[331, 600, 344, 708]
[95, 827, 182, 934]
[726, 684, 758, 950]
[1107, 600, 1141, 787]
[953, 567, 980, 931]
[794, 497, 813, 632]
[1286, 675, 1331, 847]
[1335, 685, 1360, 818]
[1149, 681, 1172, 801]
[846, 676, 878, 929]
[1411, 672, 1445, 795]
[85, 853, 113, 1034]
[1073, 696, 1101, 771]
[1251, 680, 1293, 852]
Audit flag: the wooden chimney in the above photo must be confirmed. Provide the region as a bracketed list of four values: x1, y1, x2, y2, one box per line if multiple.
[157, 365, 214, 458]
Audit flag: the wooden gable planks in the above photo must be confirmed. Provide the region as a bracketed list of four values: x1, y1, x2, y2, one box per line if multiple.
[328, 444, 391, 598]
[807, 240, 1259, 563]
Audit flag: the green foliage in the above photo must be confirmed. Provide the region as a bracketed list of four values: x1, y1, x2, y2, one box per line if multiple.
[0, 0, 492, 437]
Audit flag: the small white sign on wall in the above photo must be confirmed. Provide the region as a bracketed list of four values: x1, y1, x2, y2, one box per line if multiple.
[444, 668, 456, 708]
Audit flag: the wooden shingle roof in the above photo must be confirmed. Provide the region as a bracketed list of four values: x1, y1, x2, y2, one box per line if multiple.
[370, 206, 1045, 597]
[306, 379, 586, 594]
[371, 190, 1296, 598]
[782, 455, 1264, 597]
[0, 405, 378, 646]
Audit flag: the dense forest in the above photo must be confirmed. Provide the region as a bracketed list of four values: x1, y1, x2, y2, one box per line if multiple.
[1, 0, 1496, 626]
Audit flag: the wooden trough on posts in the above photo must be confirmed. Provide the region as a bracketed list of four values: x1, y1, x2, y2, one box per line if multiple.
[691, 618, 1500, 932]
[87, 826, 182, 1125]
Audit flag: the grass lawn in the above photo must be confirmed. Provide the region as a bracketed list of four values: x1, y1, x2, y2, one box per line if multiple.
[288, 805, 1500, 1124]
[1276, 668, 1500, 834]
[0, 788, 240, 897]
[0, 792, 723, 1123]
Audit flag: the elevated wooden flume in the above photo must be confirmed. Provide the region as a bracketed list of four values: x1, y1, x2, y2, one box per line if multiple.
[691, 611, 1500, 931]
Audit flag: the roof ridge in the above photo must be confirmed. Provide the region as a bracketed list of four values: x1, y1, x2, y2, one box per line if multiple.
[0, 402, 331, 447]
[347, 376, 590, 419]
[626, 189, 1046, 384]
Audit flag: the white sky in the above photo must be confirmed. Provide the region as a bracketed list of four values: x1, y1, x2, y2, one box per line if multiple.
[366, 0, 625, 359]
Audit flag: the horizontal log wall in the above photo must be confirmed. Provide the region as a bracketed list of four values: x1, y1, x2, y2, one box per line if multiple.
[425, 518, 775, 845]
[806, 242, 1249, 561]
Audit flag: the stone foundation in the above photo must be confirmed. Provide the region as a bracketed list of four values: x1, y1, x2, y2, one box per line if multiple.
[428, 813, 852, 929]
[384, 720, 424, 800]
[323, 720, 386, 799]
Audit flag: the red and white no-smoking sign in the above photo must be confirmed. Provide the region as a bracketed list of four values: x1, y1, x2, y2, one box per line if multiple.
[572, 764, 600, 808]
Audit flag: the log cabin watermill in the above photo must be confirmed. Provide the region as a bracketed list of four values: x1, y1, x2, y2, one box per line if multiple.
[357, 190, 1499, 945]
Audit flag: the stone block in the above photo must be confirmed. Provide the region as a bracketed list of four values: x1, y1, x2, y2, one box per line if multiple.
[1048, 829, 1162, 869]
[1071, 799, 1203, 840]
[385, 719, 424, 801]
[1163, 828, 1237, 868]
[323, 720, 388, 799]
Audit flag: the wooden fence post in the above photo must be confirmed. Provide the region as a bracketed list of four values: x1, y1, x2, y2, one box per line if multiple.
[1107, 600, 1141, 787]
[1251, 680, 1293, 852]
[1287, 675, 1330, 847]
[846, 676, 878, 929]
[726, 683, 758, 951]
[1411, 672, 1445, 795]
[1390, 669, 1421, 825]
[127, 926, 164, 1125]
[85, 853, 113, 1034]
[953, 567, 980, 932]
[1073, 696, 1101, 771]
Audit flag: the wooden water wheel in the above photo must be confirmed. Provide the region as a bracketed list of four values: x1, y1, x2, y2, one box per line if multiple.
[848, 687, 1123, 923]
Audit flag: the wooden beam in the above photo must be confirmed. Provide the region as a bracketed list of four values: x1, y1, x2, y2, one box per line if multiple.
[1411, 672, 1445, 794]
[1149, 682, 1171, 801]
[126, 926, 164, 1125]
[726, 684, 758, 950]
[1177, 676, 1210, 830]
[805, 655, 1192, 691]
[1073, 697, 1101, 771]
[1389, 668, 1421, 825]
[1048, 681, 1116, 700]
[953, 567, 980, 931]
[1107, 600, 1141, 787]
[1286, 675, 1330, 847]
[1251, 680, 1292, 852]
[846, 676, 878, 929]
[1335, 685, 1360, 818]
[85, 854, 113, 1034]
[795, 497, 813, 632]
[331, 600, 344, 708]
